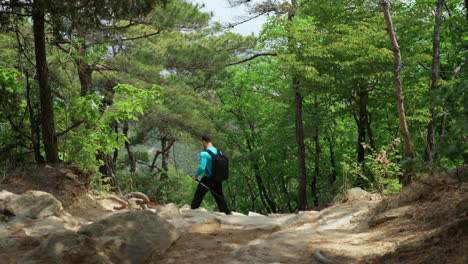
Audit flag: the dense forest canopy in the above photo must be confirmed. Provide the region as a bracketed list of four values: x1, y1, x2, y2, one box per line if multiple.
[0, 0, 466, 213]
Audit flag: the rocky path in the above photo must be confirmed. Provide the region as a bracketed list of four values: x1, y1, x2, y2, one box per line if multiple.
[1, 173, 466, 264]
[157, 200, 397, 264]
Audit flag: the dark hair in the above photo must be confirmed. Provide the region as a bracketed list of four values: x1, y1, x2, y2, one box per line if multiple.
[201, 135, 212, 142]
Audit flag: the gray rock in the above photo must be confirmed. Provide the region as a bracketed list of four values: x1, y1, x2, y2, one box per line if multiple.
[369, 205, 412, 227]
[217, 215, 281, 231]
[346, 187, 372, 202]
[6, 215, 33, 228]
[56, 209, 80, 228]
[80, 210, 180, 263]
[157, 203, 183, 220]
[21, 216, 68, 237]
[282, 211, 319, 230]
[231, 212, 246, 216]
[168, 217, 208, 228]
[0, 190, 16, 200]
[370, 193, 382, 201]
[5, 191, 62, 219]
[19, 231, 111, 264]
[179, 204, 191, 211]
[274, 214, 302, 229]
[179, 208, 217, 221]
[0, 190, 16, 215]
[248, 211, 263, 216]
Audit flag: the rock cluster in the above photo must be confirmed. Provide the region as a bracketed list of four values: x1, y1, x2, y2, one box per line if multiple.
[0, 190, 179, 264]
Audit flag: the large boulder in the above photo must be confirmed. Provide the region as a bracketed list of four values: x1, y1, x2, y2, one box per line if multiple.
[5, 191, 62, 219]
[21, 216, 68, 237]
[80, 210, 180, 263]
[167, 217, 209, 228]
[19, 231, 110, 264]
[0, 190, 16, 201]
[20, 211, 180, 264]
[345, 187, 372, 202]
[0, 190, 16, 217]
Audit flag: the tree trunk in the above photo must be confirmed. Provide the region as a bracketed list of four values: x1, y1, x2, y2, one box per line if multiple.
[160, 137, 170, 180]
[97, 152, 122, 195]
[113, 123, 119, 163]
[279, 172, 293, 212]
[26, 72, 44, 164]
[311, 125, 320, 206]
[123, 121, 136, 176]
[294, 82, 308, 210]
[328, 136, 337, 184]
[381, 0, 416, 186]
[77, 56, 93, 95]
[425, 0, 445, 163]
[245, 133, 276, 213]
[366, 111, 376, 150]
[32, 0, 59, 163]
[287, 0, 307, 211]
[356, 88, 369, 165]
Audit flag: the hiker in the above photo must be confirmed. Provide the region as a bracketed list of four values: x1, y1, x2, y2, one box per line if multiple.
[190, 135, 231, 215]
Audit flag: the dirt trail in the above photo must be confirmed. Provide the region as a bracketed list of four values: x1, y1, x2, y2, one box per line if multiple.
[159, 167, 467, 264]
[1, 165, 467, 264]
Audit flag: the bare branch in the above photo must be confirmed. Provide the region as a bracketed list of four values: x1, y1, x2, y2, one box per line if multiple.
[91, 30, 161, 45]
[56, 120, 85, 137]
[228, 53, 277, 66]
[417, 60, 431, 71]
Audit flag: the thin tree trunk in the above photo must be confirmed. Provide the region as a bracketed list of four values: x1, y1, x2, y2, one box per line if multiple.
[26, 72, 44, 164]
[355, 88, 370, 166]
[97, 153, 122, 195]
[245, 134, 276, 213]
[287, 0, 307, 211]
[425, 0, 445, 163]
[294, 83, 308, 210]
[160, 137, 170, 180]
[312, 125, 320, 206]
[113, 123, 119, 163]
[366, 111, 376, 150]
[245, 175, 257, 212]
[279, 172, 293, 212]
[123, 121, 136, 176]
[356, 94, 368, 165]
[381, 0, 416, 186]
[328, 136, 337, 184]
[32, 0, 59, 163]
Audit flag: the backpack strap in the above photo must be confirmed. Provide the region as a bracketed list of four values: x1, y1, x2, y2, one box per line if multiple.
[205, 148, 220, 156]
[205, 149, 214, 157]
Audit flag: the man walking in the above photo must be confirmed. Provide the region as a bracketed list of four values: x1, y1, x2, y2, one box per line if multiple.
[191, 135, 231, 215]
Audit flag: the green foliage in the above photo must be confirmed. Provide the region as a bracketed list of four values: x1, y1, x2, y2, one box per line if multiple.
[0, 0, 465, 214]
[61, 83, 162, 173]
[0, 67, 29, 161]
[117, 165, 195, 206]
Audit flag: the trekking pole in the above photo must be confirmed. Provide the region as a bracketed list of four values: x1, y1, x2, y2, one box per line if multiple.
[191, 177, 230, 208]
[196, 179, 227, 202]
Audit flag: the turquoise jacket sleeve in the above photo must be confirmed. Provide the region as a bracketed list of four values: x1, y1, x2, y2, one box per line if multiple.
[194, 152, 208, 178]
